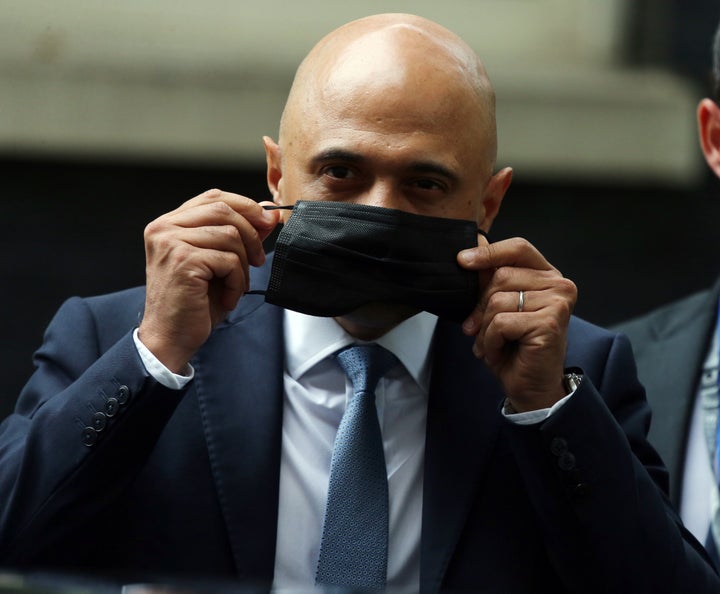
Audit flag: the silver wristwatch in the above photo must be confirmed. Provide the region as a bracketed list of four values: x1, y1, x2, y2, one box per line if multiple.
[562, 372, 583, 394]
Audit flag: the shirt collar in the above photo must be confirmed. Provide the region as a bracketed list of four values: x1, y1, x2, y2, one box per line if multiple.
[284, 310, 438, 391]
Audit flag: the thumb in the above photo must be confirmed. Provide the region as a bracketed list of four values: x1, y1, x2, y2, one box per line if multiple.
[457, 231, 495, 296]
[457, 231, 494, 269]
[257, 200, 283, 241]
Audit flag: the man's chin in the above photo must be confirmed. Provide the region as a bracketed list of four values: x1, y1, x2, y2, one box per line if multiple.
[334, 302, 420, 340]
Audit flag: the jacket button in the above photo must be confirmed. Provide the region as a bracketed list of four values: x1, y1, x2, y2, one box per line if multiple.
[104, 397, 119, 417]
[116, 385, 130, 405]
[82, 427, 98, 447]
[557, 452, 576, 471]
[550, 437, 568, 456]
[92, 412, 108, 432]
[573, 482, 591, 499]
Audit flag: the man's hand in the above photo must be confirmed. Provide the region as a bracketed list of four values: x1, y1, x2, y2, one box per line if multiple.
[458, 236, 577, 412]
[137, 189, 281, 373]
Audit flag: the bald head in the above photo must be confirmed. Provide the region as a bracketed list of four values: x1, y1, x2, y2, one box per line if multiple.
[264, 13, 510, 231]
[279, 13, 497, 172]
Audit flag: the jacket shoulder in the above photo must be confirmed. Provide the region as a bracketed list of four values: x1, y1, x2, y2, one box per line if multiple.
[612, 287, 715, 344]
[82, 286, 147, 326]
[564, 316, 634, 386]
[49, 287, 148, 352]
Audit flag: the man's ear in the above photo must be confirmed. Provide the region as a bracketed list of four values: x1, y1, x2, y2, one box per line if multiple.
[478, 167, 512, 234]
[697, 99, 720, 178]
[263, 135, 284, 203]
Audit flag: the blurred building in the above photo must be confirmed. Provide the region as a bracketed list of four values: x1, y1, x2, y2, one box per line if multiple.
[1, 0, 719, 418]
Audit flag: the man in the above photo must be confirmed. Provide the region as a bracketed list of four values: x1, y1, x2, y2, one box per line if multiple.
[0, 13, 716, 593]
[613, 20, 720, 572]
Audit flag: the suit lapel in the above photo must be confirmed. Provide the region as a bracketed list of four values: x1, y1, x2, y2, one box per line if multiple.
[639, 281, 720, 503]
[192, 294, 285, 582]
[420, 320, 505, 594]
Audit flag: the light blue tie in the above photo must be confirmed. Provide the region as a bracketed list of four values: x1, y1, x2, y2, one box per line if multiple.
[315, 344, 398, 590]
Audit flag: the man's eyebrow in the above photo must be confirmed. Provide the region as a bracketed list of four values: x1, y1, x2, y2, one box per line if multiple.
[407, 161, 459, 184]
[311, 149, 459, 183]
[311, 149, 365, 165]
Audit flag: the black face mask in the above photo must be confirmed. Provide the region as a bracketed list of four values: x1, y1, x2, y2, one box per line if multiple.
[249, 200, 484, 323]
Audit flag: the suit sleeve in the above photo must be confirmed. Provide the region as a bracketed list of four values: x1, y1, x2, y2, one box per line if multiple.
[507, 331, 720, 593]
[0, 296, 187, 564]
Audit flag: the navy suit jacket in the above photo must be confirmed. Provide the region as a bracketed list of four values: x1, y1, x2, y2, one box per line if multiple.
[0, 260, 718, 593]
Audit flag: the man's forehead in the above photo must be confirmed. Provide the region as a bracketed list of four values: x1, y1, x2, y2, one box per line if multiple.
[298, 34, 483, 129]
[279, 13, 497, 169]
[310, 21, 482, 94]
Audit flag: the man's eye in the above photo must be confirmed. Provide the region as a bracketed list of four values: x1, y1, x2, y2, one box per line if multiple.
[413, 178, 445, 191]
[323, 166, 355, 179]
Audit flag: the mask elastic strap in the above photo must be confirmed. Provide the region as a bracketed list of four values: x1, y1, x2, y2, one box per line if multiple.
[245, 205, 293, 294]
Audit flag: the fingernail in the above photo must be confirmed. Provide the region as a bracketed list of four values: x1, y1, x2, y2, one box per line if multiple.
[462, 317, 476, 333]
[458, 250, 474, 265]
[262, 208, 276, 222]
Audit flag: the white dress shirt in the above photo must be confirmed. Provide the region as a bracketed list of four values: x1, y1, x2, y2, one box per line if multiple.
[680, 330, 717, 544]
[682, 395, 715, 542]
[272, 310, 437, 591]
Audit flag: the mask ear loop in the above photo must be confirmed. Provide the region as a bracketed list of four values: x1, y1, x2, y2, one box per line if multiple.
[245, 204, 294, 294]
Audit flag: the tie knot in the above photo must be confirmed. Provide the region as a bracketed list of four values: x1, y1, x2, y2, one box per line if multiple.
[334, 344, 398, 395]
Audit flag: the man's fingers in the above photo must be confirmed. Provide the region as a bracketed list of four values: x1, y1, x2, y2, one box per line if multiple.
[462, 270, 558, 336]
[456, 236, 576, 408]
[481, 312, 527, 364]
[458, 237, 554, 272]
[152, 225, 249, 268]
[212, 261, 251, 314]
[487, 289, 529, 318]
[462, 289, 530, 337]
[466, 281, 575, 357]
[147, 200, 273, 268]
[138, 189, 281, 372]
[175, 189, 279, 231]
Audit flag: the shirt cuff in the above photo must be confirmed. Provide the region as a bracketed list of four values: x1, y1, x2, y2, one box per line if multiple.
[132, 328, 194, 390]
[502, 392, 574, 426]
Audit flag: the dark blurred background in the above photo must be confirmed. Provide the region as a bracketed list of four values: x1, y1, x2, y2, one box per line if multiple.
[2, 0, 720, 419]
